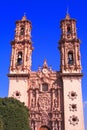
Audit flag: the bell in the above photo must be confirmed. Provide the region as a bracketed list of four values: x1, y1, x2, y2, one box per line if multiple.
[18, 54, 22, 59]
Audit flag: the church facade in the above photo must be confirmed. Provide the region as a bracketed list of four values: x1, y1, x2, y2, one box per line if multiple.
[8, 14, 84, 130]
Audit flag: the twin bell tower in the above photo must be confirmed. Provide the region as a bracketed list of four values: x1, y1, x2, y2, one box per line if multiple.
[8, 14, 84, 130]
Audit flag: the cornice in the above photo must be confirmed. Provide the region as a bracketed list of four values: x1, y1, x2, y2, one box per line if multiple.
[60, 73, 83, 77]
[59, 38, 80, 44]
[7, 73, 30, 78]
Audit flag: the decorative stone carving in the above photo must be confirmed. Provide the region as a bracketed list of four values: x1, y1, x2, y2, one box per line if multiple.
[31, 121, 35, 130]
[68, 91, 77, 100]
[69, 115, 79, 126]
[41, 112, 49, 125]
[38, 94, 51, 111]
[69, 104, 77, 111]
[54, 98, 58, 108]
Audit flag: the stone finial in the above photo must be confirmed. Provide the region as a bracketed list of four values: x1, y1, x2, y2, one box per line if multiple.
[43, 59, 48, 68]
[22, 14, 27, 21]
[65, 13, 70, 20]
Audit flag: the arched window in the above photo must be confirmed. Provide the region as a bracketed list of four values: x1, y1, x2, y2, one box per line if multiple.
[42, 83, 48, 92]
[68, 52, 74, 65]
[17, 52, 22, 65]
[20, 27, 25, 35]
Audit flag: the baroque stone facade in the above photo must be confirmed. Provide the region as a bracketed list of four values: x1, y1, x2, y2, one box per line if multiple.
[8, 14, 84, 130]
[27, 60, 63, 130]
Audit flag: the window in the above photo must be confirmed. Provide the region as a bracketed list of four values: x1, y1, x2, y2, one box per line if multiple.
[42, 83, 48, 91]
[68, 52, 74, 65]
[16, 92, 20, 96]
[17, 52, 22, 65]
[20, 27, 25, 35]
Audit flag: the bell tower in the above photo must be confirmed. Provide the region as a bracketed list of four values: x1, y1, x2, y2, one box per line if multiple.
[8, 15, 33, 105]
[10, 15, 33, 73]
[59, 13, 81, 73]
[59, 14, 84, 130]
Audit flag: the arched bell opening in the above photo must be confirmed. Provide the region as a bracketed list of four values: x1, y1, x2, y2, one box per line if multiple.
[67, 26, 71, 35]
[68, 51, 74, 65]
[17, 51, 23, 65]
[20, 27, 25, 35]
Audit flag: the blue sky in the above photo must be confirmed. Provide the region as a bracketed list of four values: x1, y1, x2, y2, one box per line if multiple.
[0, 0, 87, 129]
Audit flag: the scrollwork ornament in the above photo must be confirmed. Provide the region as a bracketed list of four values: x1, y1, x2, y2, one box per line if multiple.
[38, 94, 51, 111]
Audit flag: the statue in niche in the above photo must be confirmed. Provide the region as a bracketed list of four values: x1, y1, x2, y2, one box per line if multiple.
[54, 98, 57, 108]
[54, 121, 58, 130]
[41, 112, 49, 125]
[31, 121, 35, 130]
[31, 98, 35, 108]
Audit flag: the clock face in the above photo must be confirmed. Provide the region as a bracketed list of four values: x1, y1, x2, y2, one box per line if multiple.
[42, 68, 48, 73]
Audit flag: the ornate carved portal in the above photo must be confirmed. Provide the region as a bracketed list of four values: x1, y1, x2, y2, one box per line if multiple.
[28, 61, 63, 130]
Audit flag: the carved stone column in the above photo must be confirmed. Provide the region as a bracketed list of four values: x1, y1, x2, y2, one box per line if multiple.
[64, 46, 67, 68]
[31, 121, 35, 130]
[13, 46, 16, 69]
[52, 121, 54, 130]
[24, 44, 27, 68]
[35, 122, 37, 130]
[27, 47, 30, 70]
[52, 89, 55, 110]
[59, 121, 61, 130]
[58, 87, 61, 110]
[74, 44, 77, 67]
[29, 89, 33, 108]
[36, 89, 39, 108]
